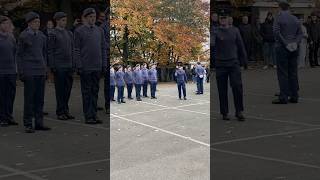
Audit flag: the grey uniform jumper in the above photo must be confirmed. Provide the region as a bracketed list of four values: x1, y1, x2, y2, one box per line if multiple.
[74, 24, 107, 121]
[74, 24, 107, 71]
[0, 32, 17, 124]
[48, 27, 74, 116]
[16, 28, 47, 128]
[48, 28, 74, 69]
[273, 10, 302, 102]
[16, 28, 47, 76]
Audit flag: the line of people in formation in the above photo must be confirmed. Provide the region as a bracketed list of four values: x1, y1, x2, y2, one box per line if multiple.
[110, 62, 207, 104]
[0, 8, 108, 133]
[0, 8, 207, 133]
[212, 0, 302, 122]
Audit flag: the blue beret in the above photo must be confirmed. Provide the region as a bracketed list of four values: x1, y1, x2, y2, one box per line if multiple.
[53, 12, 67, 20]
[83, 8, 96, 17]
[25, 12, 40, 23]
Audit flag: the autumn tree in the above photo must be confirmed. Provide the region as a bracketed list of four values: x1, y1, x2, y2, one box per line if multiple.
[111, 0, 209, 66]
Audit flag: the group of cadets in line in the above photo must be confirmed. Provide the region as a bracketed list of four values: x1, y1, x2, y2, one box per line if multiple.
[110, 63, 158, 104]
[0, 8, 107, 133]
[110, 62, 206, 104]
[0, 8, 207, 133]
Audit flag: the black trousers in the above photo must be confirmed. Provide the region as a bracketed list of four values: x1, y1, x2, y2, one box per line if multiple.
[150, 82, 157, 98]
[117, 86, 124, 102]
[23, 75, 46, 128]
[177, 82, 186, 98]
[127, 83, 133, 98]
[309, 42, 319, 66]
[80, 71, 100, 120]
[135, 84, 142, 99]
[216, 65, 244, 115]
[0, 74, 16, 122]
[53, 69, 73, 116]
[104, 73, 111, 110]
[142, 81, 148, 97]
[276, 46, 299, 102]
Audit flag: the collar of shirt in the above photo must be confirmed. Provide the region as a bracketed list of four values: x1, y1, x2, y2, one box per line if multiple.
[56, 26, 65, 31]
[84, 23, 95, 29]
[27, 27, 39, 35]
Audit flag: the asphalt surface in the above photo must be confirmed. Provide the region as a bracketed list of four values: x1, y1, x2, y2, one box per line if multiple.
[0, 80, 210, 180]
[0, 80, 108, 180]
[212, 68, 320, 180]
[110, 82, 210, 180]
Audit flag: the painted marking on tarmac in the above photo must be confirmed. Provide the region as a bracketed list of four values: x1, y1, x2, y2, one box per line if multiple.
[211, 110, 320, 127]
[245, 91, 320, 103]
[212, 148, 320, 170]
[120, 102, 208, 117]
[0, 164, 47, 180]
[111, 114, 210, 147]
[212, 127, 320, 146]
[160, 94, 210, 103]
[0, 159, 108, 178]
[45, 117, 108, 130]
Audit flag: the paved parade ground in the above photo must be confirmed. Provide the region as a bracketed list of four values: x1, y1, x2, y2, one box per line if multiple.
[212, 68, 320, 180]
[0, 80, 108, 180]
[110, 82, 210, 180]
[0, 80, 210, 180]
[2, 68, 320, 180]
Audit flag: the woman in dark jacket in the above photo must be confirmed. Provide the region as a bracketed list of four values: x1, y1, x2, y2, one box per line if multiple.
[260, 12, 276, 69]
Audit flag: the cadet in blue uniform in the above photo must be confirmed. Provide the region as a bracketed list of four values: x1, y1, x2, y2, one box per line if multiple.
[115, 66, 126, 104]
[110, 67, 116, 102]
[133, 64, 143, 101]
[17, 12, 51, 132]
[124, 65, 134, 99]
[74, 8, 107, 124]
[212, 10, 247, 121]
[148, 63, 158, 99]
[141, 63, 149, 97]
[175, 65, 188, 100]
[0, 16, 18, 127]
[272, 0, 302, 104]
[195, 62, 205, 94]
[48, 12, 75, 120]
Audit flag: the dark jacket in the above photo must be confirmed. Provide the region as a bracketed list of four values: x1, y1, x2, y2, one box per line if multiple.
[48, 28, 74, 69]
[124, 71, 134, 84]
[175, 69, 187, 84]
[260, 19, 275, 43]
[115, 71, 125, 87]
[307, 22, 320, 43]
[16, 28, 47, 76]
[212, 26, 248, 67]
[0, 33, 16, 74]
[74, 24, 107, 71]
[273, 10, 302, 46]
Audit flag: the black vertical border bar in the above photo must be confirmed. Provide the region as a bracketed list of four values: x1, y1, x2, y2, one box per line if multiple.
[210, 0, 215, 180]
[105, 0, 111, 179]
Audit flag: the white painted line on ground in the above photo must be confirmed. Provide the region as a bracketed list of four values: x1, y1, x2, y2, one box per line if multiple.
[0, 164, 47, 180]
[174, 108, 209, 116]
[211, 110, 320, 127]
[119, 102, 209, 117]
[212, 127, 320, 146]
[119, 107, 171, 117]
[212, 148, 320, 170]
[0, 159, 108, 178]
[245, 92, 320, 102]
[111, 114, 210, 147]
[45, 117, 108, 131]
[160, 94, 210, 103]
